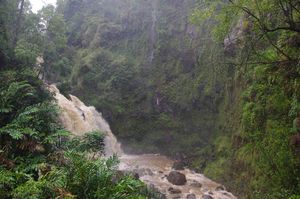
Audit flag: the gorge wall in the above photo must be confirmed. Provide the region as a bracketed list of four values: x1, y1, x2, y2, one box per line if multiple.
[50, 83, 237, 199]
[49, 0, 225, 159]
[44, 0, 300, 198]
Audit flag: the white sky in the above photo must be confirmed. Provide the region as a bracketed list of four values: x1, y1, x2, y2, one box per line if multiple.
[29, 0, 57, 13]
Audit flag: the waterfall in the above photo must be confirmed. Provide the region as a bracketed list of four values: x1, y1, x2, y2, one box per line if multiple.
[49, 84, 237, 199]
[48, 84, 123, 156]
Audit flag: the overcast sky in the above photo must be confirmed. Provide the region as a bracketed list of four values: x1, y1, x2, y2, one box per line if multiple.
[29, 0, 57, 13]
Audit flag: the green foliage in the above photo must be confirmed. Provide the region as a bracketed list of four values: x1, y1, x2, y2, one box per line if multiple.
[0, 152, 148, 199]
[0, 69, 60, 199]
[0, 1, 150, 199]
[290, 195, 300, 199]
[0, 69, 148, 198]
[62, 152, 146, 199]
[14, 39, 40, 66]
[67, 131, 105, 153]
[9, 0, 297, 198]
[189, 0, 300, 198]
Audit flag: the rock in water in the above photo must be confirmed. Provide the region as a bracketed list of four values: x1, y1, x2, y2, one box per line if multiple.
[190, 181, 202, 188]
[187, 194, 196, 199]
[168, 187, 182, 194]
[172, 196, 181, 199]
[167, 171, 187, 185]
[202, 195, 214, 199]
[215, 185, 225, 191]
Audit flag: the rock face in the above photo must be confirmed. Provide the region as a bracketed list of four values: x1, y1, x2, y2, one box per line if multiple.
[167, 171, 187, 185]
[224, 18, 247, 57]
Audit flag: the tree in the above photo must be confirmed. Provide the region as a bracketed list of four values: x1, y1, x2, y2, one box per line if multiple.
[192, 0, 300, 61]
[38, 5, 68, 80]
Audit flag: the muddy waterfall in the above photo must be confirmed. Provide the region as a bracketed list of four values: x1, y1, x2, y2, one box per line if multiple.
[50, 84, 237, 199]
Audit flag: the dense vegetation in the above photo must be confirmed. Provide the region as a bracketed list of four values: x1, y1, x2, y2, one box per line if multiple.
[0, 1, 148, 198]
[1, 0, 300, 198]
[191, 1, 300, 198]
[41, 0, 300, 198]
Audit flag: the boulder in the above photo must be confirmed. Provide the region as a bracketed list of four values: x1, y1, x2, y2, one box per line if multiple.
[167, 171, 187, 185]
[187, 193, 196, 199]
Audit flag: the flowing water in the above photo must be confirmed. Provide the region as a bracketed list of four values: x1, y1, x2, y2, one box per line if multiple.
[49, 84, 237, 199]
[48, 85, 122, 156]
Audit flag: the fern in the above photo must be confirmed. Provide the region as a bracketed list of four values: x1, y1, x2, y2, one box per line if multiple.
[0, 81, 35, 115]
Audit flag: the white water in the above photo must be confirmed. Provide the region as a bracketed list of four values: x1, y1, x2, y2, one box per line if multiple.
[49, 84, 237, 199]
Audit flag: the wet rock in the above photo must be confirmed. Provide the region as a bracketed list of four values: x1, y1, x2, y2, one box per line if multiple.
[187, 193, 196, 199]
[146, 168, 154, 176]
[172, 196, 181, 199]
[202, 195, 213, 199]
[168, 187, 182, 194]
[133, 168, 154, 177]
[172, 161, 185, 170]
[223, 192, 231, 197]
[215, 185, 225, 191]
[148, 184, 167, 199]
[190, 181, 202, 188]
[126, 171, 139, 180]
[167, 171, 187, 185]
